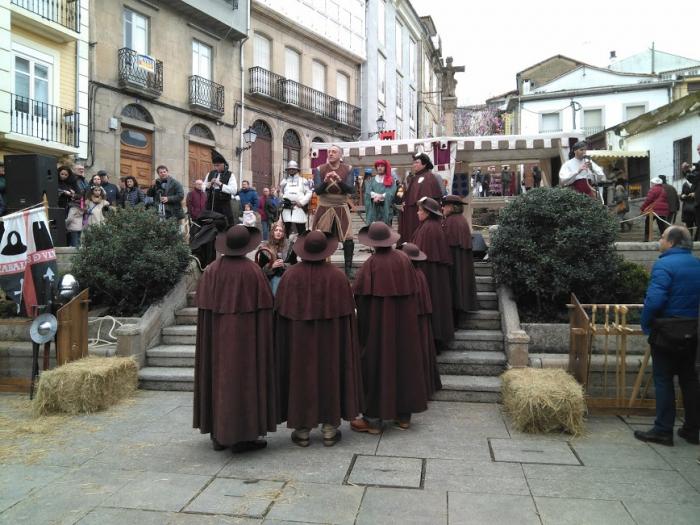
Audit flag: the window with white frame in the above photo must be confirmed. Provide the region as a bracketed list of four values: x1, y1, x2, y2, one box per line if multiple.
[582, 108, 603, 134]
[409, 87, 416, 127]
[378, 54, 386, 104]
[336, 72, 349, 123]
[396, 76, 403, 118]
[423, 55, 430, 92]
[284, 48, 301, 104]
[192, 40, 212, 80]
[396, 119, 402, 140]
[253, 34, 271, 70]
[395, 21, 403, 69]
[540, 112, 561, 132]
[377, 0, 385, 47]
[123, 8, 149, 54]
[409, 38, 417, 83]
[312, 60, 326, 93]
[13, 53, 51, 116]
[625, 104, 647, 121]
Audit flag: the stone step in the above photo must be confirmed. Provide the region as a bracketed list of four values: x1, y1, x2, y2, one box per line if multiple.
[449, 329, 504, 351]
[477, 291, 497, 310]
[474, 261, 492, 277]
[459, 310, 501, 331]
[476, 276, 495, 292]
[176, 307, 197, 325]
[138, 366, 194, 391]
[162, 325, 197, 345]
[432, 375, 501, 403]
[437, 350, 506, 376]
[187, 291, 197, 307]
[146, 345, 195, 367]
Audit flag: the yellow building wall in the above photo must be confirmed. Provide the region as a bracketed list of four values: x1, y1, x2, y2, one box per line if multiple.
[10, 25, 76, 111]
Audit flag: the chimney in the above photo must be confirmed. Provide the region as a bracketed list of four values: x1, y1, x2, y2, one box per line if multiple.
[609, 50, 616, 59]
[522, 80, 531, 94]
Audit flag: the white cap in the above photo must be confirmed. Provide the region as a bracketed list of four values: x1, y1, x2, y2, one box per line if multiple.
[650, 177, 662, 185]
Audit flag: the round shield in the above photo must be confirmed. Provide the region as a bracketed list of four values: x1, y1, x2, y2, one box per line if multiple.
[29, 313, 58, 344]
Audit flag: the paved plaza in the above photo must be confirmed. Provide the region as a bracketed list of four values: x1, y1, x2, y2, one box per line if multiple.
[1, 391, 698, 525]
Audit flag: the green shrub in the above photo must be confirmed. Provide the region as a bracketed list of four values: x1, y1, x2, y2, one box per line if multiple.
[490, 187, 619, 319]
[607, 258, 649, 305]
[73, 206, 190, 315]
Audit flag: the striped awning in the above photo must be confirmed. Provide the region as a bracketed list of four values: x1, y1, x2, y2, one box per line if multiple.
[587, 150, 648, 158]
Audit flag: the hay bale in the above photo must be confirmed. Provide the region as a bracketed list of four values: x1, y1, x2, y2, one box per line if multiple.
[33, 356, 138, 416]
[501, 368, 586, 437]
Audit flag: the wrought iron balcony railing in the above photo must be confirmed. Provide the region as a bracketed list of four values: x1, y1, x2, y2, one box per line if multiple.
[583, 126, 605, 136]
[10, 93, 79, 148]
[118, 48, 163, 97]
[188, 75, 225, 115]
[11, 0, 80, 32]
[249, 66, 361, 129]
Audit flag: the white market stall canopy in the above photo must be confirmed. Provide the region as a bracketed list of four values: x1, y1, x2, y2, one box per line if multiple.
[587, 150, 649, 158]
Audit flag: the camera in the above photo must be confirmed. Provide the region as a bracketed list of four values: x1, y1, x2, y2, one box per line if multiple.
[282, 198, 294, 210]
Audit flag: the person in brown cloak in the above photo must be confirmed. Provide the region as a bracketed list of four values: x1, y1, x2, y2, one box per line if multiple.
[274, 230, 363, 447]
[351, 222, 429, 433]
[398, 152, 444, 244]
[442, 195, 479, 323]
[398, 242, 442, 396]
[412, 197, 455, 353]
[193, 225, 277, 453]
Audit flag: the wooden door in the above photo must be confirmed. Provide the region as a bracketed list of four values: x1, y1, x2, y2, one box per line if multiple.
[251, 136, 272, 190]
[120, 126, 153, 189]
[188, 142, 213, 191]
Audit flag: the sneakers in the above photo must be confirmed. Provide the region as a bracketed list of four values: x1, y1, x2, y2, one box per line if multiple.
[677, 427, 700, 445]
[394, 420, 410, 430]
[634, 429, 673, 447]
[291, 430, 310, 448]
[350, 418, 381, 435]
[323, 429, 342, 447]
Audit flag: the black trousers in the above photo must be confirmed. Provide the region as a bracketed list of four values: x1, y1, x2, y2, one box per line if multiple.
[211, 200, 234, 227]
[650, 345, 699, 434]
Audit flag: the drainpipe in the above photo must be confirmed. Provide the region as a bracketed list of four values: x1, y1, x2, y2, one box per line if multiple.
[237, 6, 251, 187]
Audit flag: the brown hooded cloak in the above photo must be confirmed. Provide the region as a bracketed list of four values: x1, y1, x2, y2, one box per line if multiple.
[443, 213, 480, 315]
[193, 256, 277, 445]
[275, 261, 363, 428]
[398, 169, 443, 243]
[415, 267, 442, 396]
[353, 248, 428, 419]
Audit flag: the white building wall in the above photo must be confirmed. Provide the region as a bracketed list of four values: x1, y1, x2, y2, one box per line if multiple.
[520, 88, 671, 136]
[625, 114, 700, 187]
[536, 67, 653, 92]
[254, 0, 366, 60]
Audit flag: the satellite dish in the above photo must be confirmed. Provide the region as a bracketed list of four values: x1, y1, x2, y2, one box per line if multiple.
[29, 313, 58, 344]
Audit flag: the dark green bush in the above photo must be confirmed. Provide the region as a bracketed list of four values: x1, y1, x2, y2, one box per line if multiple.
[606, 257, 649, 305]
[73, 206, 190, 315]
[490, 187, 619, 319]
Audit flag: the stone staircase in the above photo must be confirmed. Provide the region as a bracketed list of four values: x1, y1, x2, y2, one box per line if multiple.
[139, 213, 508, 402]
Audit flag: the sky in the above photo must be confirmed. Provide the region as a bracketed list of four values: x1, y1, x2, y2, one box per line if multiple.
[409, 0, 699, 106]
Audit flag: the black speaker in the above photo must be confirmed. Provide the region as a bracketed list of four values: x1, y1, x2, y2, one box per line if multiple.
[4, 154, 59, 208]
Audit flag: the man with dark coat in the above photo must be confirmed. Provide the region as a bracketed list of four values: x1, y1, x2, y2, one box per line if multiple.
[398, 152, 443, 244]
[659, 175, 680, 224]
[412, 197, 454, 352]
[275, 230, 363, 447]
[193, 225, 277, 452]
[634, 226, 700, 447]
[442, 195, 479, 323]
[313, 145, 355, 277]
[351, 222, 428, 433]
[98, 170, 120, 205]
[398, 242, 442, 396]
[204, 150, 237, 226]
[147, 165, 185, 220]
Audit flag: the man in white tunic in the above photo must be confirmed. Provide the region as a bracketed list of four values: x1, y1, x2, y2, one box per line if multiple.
[559, 141, 605, 198]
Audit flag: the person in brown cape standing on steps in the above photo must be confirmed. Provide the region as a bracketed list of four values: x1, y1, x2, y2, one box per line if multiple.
[274, 230, 363, 447]
[398, 152, 444, 244]
[193, 225, 277, 453]
[412, 197, 455, 353]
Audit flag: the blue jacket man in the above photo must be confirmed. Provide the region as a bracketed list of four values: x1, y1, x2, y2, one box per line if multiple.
[635, 226, 700, 447]
[237, 180, 259, 213]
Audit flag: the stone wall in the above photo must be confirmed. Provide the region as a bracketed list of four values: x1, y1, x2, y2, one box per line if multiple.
[615, 241, 700, 271]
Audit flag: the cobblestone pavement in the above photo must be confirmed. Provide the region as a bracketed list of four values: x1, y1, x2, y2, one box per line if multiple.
[1, 391, 698, 524]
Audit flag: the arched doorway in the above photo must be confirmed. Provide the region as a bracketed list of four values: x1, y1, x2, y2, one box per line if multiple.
[119, 104, 154, 189]
[250, 119, 272, 190]
[187, 123, 215, 190]
[282, 129, 301, 170]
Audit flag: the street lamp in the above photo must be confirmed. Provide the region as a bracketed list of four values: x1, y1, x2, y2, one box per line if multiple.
[236, 126, 257, 156]
[367, 115, 386, 138]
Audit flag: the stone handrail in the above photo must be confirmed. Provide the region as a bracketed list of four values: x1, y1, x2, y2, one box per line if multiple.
[497, 285, 530, 368]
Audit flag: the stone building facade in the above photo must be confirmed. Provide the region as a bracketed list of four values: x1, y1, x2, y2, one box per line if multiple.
[89, 0, 247, 193]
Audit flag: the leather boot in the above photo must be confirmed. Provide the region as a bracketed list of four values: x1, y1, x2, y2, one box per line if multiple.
[343, 239, 354, 278]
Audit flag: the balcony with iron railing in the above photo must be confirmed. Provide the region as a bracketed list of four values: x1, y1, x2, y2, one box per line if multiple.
[249, 66, 361, 130]
[118, 48, 163, 99]
[11, 0, 80, 34]
[188, 75, 224, 116]
[9, 93, 79, 149]
[583, 126, 605, 136]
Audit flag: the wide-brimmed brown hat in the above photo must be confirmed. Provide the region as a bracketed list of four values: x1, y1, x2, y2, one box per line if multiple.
[413, 152, 434, 170]
[215, 225, 261, 256]
[358, 222, 400, 248]
[442, 195, 466, 205]
[398, 242, 427, 261]
[292, 230, 337, 261]
[418, 196, 442, 217]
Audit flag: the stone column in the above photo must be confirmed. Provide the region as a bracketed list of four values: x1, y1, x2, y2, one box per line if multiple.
[442, 96, 458, 136]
